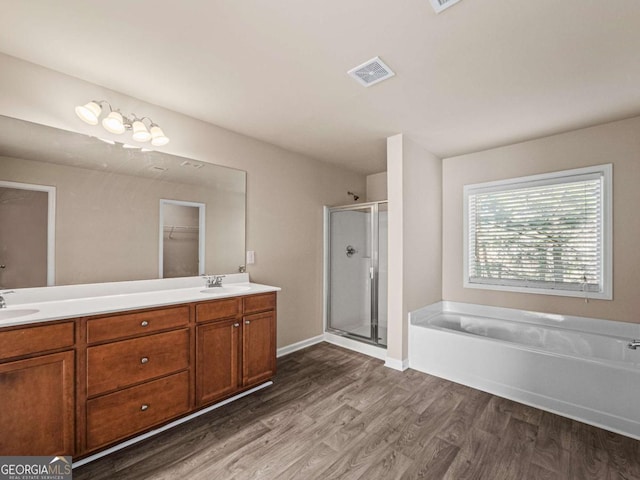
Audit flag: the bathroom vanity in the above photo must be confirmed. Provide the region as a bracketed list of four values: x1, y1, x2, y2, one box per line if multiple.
[0, 278, 278, 461]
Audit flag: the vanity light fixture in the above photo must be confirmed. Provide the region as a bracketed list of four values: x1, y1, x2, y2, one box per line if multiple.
[75, 100, 170, 146]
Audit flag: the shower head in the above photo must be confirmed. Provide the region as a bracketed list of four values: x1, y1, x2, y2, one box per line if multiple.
[347, 191, 360, 201]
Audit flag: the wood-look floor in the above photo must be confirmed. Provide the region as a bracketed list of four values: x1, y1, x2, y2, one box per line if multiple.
[74, 343, 640, 480]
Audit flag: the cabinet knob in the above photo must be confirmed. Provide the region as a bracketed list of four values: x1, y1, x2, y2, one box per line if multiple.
[141, 404, 149, 411]
[140, 320, 149, 327]
[233, 323, 239, 328]
[245, 320, 251, 325]
[141, 357, 149, 364]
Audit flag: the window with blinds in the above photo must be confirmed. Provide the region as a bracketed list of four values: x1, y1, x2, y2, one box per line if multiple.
[463, 165, 612, 299]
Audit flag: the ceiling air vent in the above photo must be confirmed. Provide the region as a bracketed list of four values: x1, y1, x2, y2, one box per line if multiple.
[347, 56, 395, 88]
[430, 0, 462, 14]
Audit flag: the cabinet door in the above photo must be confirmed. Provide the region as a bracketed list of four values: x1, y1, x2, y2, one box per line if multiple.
[242, 311, 276, 386]
[196, 319, 240, 406]
[0, 351, 74, 456]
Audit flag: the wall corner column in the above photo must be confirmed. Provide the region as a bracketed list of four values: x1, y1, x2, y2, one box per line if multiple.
[385, 134, 406, 369]
[385, 134, 443, 371]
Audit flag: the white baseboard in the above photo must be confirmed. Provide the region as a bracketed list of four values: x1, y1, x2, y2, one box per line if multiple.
[384, 357, 409, 371]
[323, 332, 386, 360]
[277, 334, 324, 357]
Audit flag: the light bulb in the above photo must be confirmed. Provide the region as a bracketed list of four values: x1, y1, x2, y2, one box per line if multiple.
[132, 120, 151, 142]
[75, 101, 102, 125]
[102, 111, 125, 134]
[150, 125, 170, 146]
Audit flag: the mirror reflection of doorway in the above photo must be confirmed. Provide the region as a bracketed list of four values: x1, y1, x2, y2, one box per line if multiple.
[0, 181, 55, 288]
[159, 199, 205, 278]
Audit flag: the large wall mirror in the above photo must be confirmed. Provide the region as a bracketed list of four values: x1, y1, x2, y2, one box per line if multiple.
[0, 114, 246, 288]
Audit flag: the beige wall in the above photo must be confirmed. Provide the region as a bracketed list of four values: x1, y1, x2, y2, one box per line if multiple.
[443, 116, 640, 324]
[366, 172, 387, 201]
[0, 53, 366, 348]
[387, 135, 442, 365]
[403, 138, 442, 315]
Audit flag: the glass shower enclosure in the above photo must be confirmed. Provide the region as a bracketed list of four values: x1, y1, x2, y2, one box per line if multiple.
[325, 201, 387, 347]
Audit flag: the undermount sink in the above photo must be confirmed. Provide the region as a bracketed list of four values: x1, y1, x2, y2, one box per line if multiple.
[0, 308, 40, 320]
[200, 285, 252, 295]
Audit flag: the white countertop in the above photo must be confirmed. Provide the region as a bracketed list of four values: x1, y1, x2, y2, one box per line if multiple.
[0, 275, 280, 328]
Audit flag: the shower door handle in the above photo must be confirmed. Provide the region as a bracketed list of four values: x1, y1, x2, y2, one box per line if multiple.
[370, 267, 374, 279]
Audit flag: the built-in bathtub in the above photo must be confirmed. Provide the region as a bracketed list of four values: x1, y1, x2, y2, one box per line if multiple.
[409, 301, 640, 440]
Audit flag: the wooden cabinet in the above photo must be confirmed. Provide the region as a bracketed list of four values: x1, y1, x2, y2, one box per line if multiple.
[243, 310, 276, 386]
[86, 306, 189, 343]
[196, 297, 241, 323]
[0, 339, 74, 456]
[243, 293, 276, 315]
[87, 329, 190, 396]
[196, 318, 240, 405]
[82, 306, 191, 452]
[0, 290, 277, 460]
[196, 292, 277, 407]
[86, 371, 189, 450]
[0, 321, 74, 360]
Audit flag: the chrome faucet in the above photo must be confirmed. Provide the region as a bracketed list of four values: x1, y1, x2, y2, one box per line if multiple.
[628, 340, 640, 350]
[203, 275, 225, 288]
[0, 291, 14, 309]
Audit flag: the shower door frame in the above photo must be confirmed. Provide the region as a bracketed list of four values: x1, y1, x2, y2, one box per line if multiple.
[324, 201, 387, 347]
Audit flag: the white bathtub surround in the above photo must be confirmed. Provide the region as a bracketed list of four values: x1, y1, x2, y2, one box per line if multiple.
[409, 301, 640, 440]
[0, 274, 280, 328]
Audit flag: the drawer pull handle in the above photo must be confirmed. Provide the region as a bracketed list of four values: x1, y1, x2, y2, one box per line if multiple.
[245, 320, 251, 325]
[233, 323, 239, 328]
[141, 404, 149, 411]
[141, 357, 149, 364]
[141, 320, 149, 327]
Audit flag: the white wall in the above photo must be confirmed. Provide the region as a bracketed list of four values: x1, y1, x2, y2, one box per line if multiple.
[0, 53, 366, 348]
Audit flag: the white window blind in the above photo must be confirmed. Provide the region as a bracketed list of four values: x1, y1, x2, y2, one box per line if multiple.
[464, 165, 612, 298]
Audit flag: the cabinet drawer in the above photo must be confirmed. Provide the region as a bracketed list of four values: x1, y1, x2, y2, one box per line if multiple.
[86, 371, 189, 450]
[0, 322, 74, 361]
[196, 297, 241, 323]
[87, 306, 189, 344]
[87, 329, 189, 397]
[243, 293, 276, 315]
